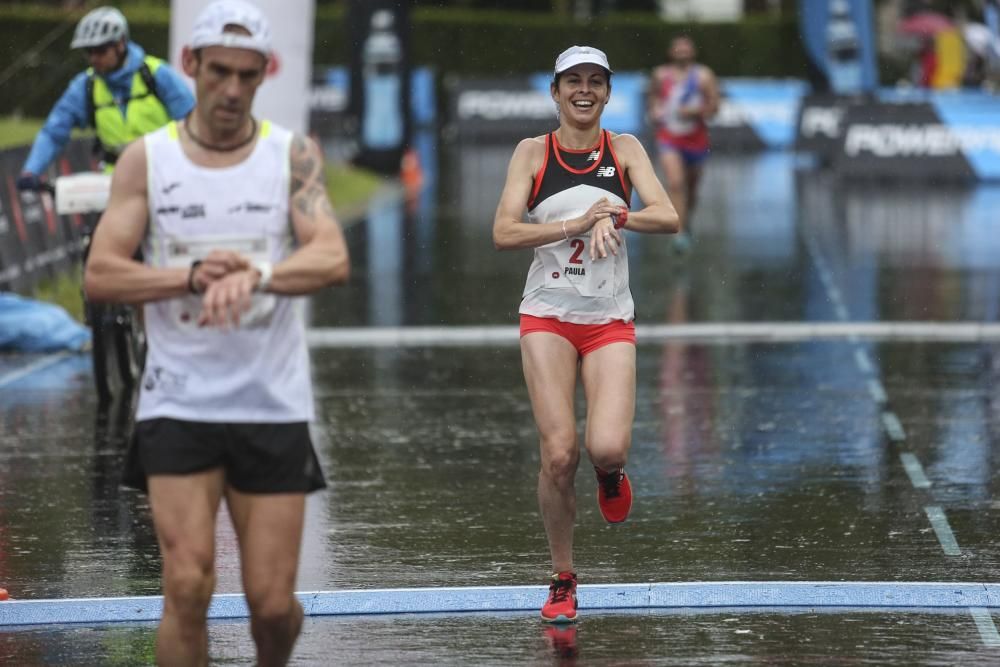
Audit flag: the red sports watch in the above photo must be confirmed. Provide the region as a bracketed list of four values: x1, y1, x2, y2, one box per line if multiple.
[612, 207, 628, 229]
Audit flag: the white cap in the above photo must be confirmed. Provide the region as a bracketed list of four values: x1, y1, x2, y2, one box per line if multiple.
[189, 0, 272, 56]
[554, 45, 613, 76]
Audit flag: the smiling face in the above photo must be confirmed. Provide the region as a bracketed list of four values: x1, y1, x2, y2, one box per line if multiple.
[551, 63, 611, 127]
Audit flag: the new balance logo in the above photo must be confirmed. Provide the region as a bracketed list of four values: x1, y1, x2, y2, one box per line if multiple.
[587, 151, 600, 161]
[596, 166, 616, 177]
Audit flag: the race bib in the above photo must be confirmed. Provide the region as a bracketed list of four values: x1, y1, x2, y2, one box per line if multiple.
[165, 234, 276, 329]
[541, 235, 614, 298]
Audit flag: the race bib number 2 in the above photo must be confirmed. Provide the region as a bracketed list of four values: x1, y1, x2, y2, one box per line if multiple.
[542, 236, 614, 298]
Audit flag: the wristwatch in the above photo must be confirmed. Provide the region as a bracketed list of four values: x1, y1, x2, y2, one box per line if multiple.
[254, 261, 273, 292]
[612, 208, 628, 230]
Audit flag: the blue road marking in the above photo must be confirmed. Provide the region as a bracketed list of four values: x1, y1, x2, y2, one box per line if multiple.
[2, 582, 999, 627]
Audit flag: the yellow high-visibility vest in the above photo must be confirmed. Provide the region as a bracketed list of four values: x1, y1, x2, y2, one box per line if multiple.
[87, 55, 170, 166]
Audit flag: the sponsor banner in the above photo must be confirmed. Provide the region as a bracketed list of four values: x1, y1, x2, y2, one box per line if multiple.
[797, 88, 1000, 180]
[834, 101, 980, 181]
[930, 94, 1000, 180]
[447, 73, 645, 141]
[710, 79, 807, 152]
[170, 0, 315, 134]
[0, 142, 92, 295]
[794, 93, 849, 163]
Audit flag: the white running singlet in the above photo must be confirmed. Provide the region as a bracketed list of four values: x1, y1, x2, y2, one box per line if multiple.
[520, 130, 634, 324]
[136, 120, 313, 423]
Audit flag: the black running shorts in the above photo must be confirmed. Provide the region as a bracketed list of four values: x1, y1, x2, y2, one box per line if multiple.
[124, 418, 327, 494]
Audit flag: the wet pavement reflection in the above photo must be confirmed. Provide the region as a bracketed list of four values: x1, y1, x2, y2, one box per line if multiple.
[2, 150, 1000, 663]
[5, 609, 1000, 665]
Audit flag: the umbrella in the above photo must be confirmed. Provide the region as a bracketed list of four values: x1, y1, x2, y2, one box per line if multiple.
[898, 11, 954, 37]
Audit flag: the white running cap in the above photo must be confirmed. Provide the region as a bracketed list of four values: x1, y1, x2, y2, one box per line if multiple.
[554, 45, 613, 76]
[189, 0, 272, 56]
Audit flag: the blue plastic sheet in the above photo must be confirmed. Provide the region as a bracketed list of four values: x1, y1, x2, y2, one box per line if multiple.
[0, 292, 90, 352]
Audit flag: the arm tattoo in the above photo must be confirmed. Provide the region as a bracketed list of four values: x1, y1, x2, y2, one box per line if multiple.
[290, 134, 320, 193]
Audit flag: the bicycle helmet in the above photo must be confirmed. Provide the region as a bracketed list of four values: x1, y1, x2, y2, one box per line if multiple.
[71, 7, 129, 49]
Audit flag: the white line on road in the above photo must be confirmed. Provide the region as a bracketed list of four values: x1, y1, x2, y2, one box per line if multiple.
[854, 349, 873, 373]
[0, 352, 72, 389]
[900, 453, 932, 489]
[925, 506, 961, 556]
[306, 322, 1000, 348]
[882, 412, 907, 442]
[867, 378, 888, 404]
[970, 608, 1000, 647]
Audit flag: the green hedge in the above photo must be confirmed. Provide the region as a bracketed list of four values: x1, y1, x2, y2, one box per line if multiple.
[0, 5, 804, 117]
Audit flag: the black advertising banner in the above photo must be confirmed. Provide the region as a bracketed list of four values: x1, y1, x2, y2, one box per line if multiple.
[795, 93, 849, 164]
[0, 148, 30, 293]
[707, 109, 767, 153]
[0, 141, 93, 295]
[347, 0, 411, 174]
[833, 102, 977, 182]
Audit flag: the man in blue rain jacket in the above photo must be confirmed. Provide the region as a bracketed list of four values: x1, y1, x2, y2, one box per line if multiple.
[17, 7, 194, 189]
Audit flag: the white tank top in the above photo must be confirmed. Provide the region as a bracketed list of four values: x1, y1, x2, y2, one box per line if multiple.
[136, 120, 313, 423]
[520, 131, 634, 324]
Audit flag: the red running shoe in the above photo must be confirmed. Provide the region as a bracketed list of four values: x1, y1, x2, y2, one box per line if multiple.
[595, 466, 632, 523]
[540, 571, 578, 623]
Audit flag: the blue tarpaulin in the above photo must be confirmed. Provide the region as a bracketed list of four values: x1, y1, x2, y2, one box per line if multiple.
[0, 292, 90, 352]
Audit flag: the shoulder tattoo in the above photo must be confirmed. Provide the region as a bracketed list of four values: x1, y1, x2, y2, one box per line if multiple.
[290, 134, 334, 219]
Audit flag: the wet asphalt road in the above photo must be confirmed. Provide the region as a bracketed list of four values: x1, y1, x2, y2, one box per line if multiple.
[2, 148, 1000, 664]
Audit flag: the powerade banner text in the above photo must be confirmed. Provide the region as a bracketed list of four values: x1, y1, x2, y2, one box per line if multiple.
[169, 0, 315, 134]
[834, 102, 978, 181]
[826, 91, 1000, 182]
[347, 0, 411, 174]
[0, 142, 93, 294]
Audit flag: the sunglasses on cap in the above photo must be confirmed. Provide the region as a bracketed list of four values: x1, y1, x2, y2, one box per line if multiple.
[84, 42, 116, 56]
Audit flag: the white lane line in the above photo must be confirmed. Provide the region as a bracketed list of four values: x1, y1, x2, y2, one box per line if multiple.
[925, 506, 962, 556]
[306, 323, 1000, 348]
[867, 378, 888, 404]
[854, 349, 873, 373]
[0, 352, 72, 389]
[900, 453, 932, 489]
[970, 608, 1000, 647]
[882, 412, 907, 442]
